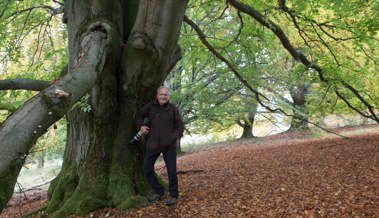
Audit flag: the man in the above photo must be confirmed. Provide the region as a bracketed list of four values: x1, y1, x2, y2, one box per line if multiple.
[135, 86, 184, 206]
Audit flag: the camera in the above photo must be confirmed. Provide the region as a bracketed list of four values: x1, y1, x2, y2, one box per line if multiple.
[129, 118, 150, 145]
[129, 131, 143, 145]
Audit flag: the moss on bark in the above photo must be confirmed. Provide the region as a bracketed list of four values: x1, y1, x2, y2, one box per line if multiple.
[0, 162, 21, 211]
[45, 149, 153, 217]
[107, 147, 150, 207]
[48, 168, 109, 217]
[46, 162, 79, 213]
[107, 161, 135, 206]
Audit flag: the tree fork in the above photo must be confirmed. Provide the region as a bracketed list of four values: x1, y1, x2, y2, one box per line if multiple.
[45, 0, 188, 216]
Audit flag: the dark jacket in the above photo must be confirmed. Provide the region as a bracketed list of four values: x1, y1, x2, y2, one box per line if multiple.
[135, 100, 184, 150]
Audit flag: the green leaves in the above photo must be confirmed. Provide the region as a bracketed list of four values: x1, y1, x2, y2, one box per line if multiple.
[177, 0, 378, 134]
[72, 94, 92, 113]
[1, 0, 378, 133]
[0, 0, 67, 120]
[0, 0, 67, 80]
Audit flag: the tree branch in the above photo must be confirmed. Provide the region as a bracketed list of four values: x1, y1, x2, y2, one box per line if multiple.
[183, 16, 271, 104]
[0, 21, 113, 212]
[184, 15, 349, 138]
[6, 5, 64, 19]
[1, 4, 59, 64]
[52, 0, 64, 6]
[0, 79, 50, 91]
[309, 22, 340, 66]
[279, 3, 358, 42]
[28, 16, 54, 70]
[227, 0, 379, 123]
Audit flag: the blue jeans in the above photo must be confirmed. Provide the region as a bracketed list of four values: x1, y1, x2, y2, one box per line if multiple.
[143, 146, 178, 198]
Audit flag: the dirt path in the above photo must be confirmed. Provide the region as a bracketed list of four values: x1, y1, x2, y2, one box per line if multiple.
[2, 126, 379, 217]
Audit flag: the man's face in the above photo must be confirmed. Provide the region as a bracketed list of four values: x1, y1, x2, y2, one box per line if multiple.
[157, 87, 169, 105]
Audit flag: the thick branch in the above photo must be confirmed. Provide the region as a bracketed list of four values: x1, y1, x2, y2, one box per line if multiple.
[0, 79, 50, 91]
[228, 0, 312, 66]
[0, 21, 112, 212]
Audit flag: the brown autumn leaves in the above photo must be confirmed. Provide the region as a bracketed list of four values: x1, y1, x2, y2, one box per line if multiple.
[2, 125, 379, 218]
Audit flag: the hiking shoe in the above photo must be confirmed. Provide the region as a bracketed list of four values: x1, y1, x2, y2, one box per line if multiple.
[147, 193, 163, 202]
[165, 197, 177, 206]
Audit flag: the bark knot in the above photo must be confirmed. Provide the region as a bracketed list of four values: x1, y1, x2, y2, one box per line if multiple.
[129, 32, 159, 61]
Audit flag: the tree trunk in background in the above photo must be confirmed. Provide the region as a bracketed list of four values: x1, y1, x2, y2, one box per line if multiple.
[238, 101, 257, 139]
[289, 84, 310, 131]
[45, 0, 187, 217]
[240, 122, 253, 138]
[37, 152, 45, 169]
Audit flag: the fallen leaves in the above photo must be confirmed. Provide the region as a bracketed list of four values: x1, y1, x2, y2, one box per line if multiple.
[2, 126, 379, 217]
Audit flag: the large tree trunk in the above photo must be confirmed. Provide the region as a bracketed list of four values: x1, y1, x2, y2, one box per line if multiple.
[46, 0, 187, 217]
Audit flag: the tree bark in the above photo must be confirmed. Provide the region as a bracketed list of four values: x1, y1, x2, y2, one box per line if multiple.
[0, 79, 50, 91]
[240, 122, 253, 138]
[0, 0, 188, 215]
[45, 0, 187, 217]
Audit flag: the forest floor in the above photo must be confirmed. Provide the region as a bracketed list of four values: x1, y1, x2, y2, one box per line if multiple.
[2, 124, 379, 218]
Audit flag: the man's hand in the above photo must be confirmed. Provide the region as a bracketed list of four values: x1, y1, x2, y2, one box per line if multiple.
[140, 125, 150, 135]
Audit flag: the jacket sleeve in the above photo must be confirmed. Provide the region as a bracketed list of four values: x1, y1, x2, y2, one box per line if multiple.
[172, 105, 184, 139]
[135, 103, 152, 129]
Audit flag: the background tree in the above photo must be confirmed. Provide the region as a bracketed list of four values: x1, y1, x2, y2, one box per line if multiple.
[227, 0, 378, 122]
[184, 0, 378, 131]
[168, 0, 378, 139]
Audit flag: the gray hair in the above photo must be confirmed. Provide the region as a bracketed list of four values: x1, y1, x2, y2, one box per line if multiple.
[157, 86, 170, 93]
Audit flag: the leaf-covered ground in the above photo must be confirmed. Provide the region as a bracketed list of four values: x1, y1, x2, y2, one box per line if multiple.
[2, 125, 379, 218]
